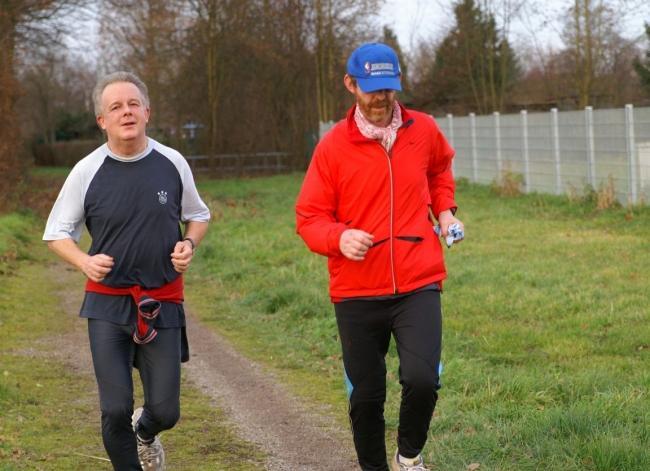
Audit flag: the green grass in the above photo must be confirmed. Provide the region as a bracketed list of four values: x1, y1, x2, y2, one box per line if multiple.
[186, 173, 650, 470]
[0, 212, 41, 274]
[29, 166, 73, 178]
[0, 212, 265, 470]
[3, 172, 648, 470]
[1, 353, 264, 470]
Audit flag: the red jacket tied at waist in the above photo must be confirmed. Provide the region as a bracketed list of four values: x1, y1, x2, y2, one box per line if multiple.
[295, 104, 457, 299]
[85, 276, 184, 344]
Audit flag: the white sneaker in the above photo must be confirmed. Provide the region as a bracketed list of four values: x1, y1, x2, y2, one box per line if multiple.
[132, 407, 166, 470]
[390, 450, 430, 471]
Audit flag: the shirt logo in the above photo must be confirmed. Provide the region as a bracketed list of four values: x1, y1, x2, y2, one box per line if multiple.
[157, 190, 168, 204]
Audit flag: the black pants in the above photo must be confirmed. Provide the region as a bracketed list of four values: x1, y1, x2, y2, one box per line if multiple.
[335, 290, 442, 471]
[88, 319, 182, 471]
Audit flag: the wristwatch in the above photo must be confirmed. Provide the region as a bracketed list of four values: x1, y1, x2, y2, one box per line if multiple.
[182, 237, 196, 253]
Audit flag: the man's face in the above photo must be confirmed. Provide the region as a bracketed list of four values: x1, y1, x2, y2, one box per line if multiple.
[96, 82, 150, 144]
[344, 74, 397, 127]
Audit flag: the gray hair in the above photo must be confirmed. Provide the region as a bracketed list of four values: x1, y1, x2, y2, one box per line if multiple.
[93, 71, 149, 117]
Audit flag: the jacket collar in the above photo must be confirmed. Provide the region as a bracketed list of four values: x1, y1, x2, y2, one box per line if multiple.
[346, 102, 415, 143]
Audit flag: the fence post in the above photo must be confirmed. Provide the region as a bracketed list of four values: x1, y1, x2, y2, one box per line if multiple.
[446, 113, 455, 146]
[447, 113, 455, 176]
[494, 111, 502, 179]
[585, 106, 596, 189]
[521, 110, 530, 193]
[625, 104, 638, 204]
[470, 112, 478, 183]
[551, 108, 562, 195]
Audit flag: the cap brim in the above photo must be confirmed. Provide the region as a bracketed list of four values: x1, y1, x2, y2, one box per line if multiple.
[356, 76, 402, 93]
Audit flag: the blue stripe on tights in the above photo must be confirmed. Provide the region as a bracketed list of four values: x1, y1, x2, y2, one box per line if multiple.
[344, 369, 354, 398]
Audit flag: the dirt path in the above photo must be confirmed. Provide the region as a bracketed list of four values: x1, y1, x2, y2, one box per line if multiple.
[49, 263, 358, 470]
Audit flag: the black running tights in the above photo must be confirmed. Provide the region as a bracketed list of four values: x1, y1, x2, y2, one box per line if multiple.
[88, 319, 181, 471]
[335, 290, 442, 471]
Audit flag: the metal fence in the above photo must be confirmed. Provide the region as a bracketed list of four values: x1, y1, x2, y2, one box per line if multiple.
[321, 105, 650, 205]
[186, 152, 291, 176]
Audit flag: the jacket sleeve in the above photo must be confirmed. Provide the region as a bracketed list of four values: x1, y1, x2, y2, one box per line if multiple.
[295, 144, 347, 257]
[427, 120, 458, 218]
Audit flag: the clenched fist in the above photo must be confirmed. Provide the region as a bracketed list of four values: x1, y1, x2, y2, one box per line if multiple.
[339, 229, 374, 261]
[82, 254, 114, 282]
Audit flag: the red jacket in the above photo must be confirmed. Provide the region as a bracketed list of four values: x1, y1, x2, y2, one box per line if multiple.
[296, 104, 457, 299]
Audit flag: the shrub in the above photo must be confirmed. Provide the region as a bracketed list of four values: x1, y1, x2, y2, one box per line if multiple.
[596, 175, 620, 210]
[491, 170, 524, 197]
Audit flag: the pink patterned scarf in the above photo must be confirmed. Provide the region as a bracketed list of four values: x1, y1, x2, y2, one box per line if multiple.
[354, 103, 403, 152]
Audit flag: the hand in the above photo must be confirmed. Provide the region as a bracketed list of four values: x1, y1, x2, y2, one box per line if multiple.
[82, 254, 114, 282]
[437, 210, 464, 243]
[339, 229, 374, 261]
[171, 240, 194, 273]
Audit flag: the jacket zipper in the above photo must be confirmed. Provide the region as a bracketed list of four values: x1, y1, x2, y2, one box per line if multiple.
[381, 146, 398, 294]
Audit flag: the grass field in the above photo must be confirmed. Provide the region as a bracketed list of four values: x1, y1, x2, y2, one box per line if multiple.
[0, 213, 265, 469]
[0, 212, 42, 275]
[1, 172, 648, 470]
[186, 173, 649, 471]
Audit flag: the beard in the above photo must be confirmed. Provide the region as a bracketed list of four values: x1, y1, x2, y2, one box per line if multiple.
[360, 100, 393, 126]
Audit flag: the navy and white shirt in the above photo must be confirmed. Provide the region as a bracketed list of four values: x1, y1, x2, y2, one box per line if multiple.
[43, 138, 210, 327]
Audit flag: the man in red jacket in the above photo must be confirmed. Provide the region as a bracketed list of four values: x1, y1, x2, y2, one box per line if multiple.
[295, 43, 463, 471]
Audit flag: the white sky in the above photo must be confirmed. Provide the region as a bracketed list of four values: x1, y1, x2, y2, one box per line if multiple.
[379, 0, 650, 55]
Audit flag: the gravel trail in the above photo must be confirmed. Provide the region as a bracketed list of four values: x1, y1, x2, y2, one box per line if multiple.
[48, 263, 358, 470]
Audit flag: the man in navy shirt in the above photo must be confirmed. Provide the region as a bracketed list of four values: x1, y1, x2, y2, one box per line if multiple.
[44, 71, 210, 470]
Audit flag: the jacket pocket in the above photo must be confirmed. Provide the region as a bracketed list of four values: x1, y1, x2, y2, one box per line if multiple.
[368, 237, 389, 248]
[396, 235, 423, 243]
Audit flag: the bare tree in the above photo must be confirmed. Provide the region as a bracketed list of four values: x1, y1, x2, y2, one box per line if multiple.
[86, 0, 389, 171]
[633, 23, 650, 98]
[21, 54, 60, 146]
[98, 0, 187, 141]
[19, 52, 97, 146]
[183, 0, 255, 159]
[309, 0, 383, 122]
[0, 1, 86, 211]
[562, 0, 639, 107]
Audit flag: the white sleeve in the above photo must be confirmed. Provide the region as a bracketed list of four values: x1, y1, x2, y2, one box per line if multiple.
[42, 165, 86, 242]
[151, 139, 210, 223]
[180, 159, 211, 223]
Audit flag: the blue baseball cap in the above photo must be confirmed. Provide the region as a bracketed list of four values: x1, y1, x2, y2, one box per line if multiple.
[346, 43, 402, 93]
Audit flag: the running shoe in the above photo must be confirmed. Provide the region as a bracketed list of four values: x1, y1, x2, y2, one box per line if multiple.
[390, 450, 430, 471]
[132, 407, 166, 470]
